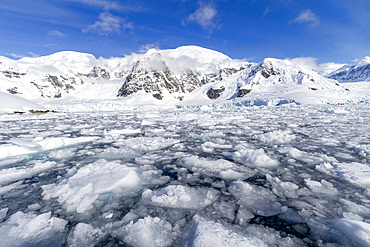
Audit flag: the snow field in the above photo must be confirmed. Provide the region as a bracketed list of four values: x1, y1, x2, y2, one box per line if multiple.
[0, 104, 369, 246]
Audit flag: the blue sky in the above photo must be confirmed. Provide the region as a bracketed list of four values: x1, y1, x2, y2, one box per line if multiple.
[0, 0, 368, 63]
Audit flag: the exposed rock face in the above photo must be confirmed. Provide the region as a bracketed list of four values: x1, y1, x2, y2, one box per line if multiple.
[237, 89, 251, 97]
[29, 75, 83, 98]
[207, 86, 225, 99]
[117, 50, 245, 100]
[86, 66, 110, 79]
[2, 70, 26, 79]
[117, 59, 187, 99]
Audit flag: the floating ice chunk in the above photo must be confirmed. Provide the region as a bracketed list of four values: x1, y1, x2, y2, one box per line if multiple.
[0, 211, 67, 247]
[117, 216, 173, 247]
[316, 162, 370, 189]
[37, 136, 99, 151]
[279, 147, 325, 165]
[0, 136, 98, 160]
[335, 218, 370, 246]
[42, 159, 167, 214]
[141, 119, 155, 126]
[236, 208, 254, 226]
[229, 181, 282, 217]
[305, 179, 338, 195]
[233, 145, 278, 168]
[28, 203, 42, 211]
[343, 212, 364, 221]
[340, 199, 370, 217]
[184, 215, 267, 247]
[0, 181, 23, 196]
[99, 137, 179, 160]
[104, 128, 141, 137]
[255, 130, 296, 144]
[179, 156, 253, 180]
[0, 161, 56, 186]
[279, 147, 303, 159]
[201, 141, 232, 153]
[49, 148, 77, 159]
[142, 185, 219, 210]
[266, 174, 299, 198]
[316, 137, 341, 146]
[0, 208, 8, 223]
[67, 223, 104, 247]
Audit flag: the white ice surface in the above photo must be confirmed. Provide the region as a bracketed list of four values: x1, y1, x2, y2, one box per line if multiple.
[233, 145, 279, 168]
[229, 180, 282, 217]
[316, 162, 370, 189]
[335, 218, 370, 246]
[179, 156, 253, 180]
[42, 159, 168, 214]
[0, 211, 67, 247]
[116, 216, 173, 247]
[0, 136, 98, 160]
[0, 161, 56, 186]
[142, 185, 219, 210]
[67, 223, 104, 247]
[99, 137, 179, 160]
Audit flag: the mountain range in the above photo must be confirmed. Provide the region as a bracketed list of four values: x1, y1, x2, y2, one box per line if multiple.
[0, 46, 368, 107]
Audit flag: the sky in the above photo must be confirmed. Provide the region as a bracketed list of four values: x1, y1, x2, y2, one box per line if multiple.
[0, 0, 369, 63]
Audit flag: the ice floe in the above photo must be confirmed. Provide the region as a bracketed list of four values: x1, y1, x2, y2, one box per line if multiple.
[0, 211, 67, 247]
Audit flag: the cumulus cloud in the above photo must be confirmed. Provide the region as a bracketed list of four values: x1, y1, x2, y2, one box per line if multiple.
[83, 12, 133, 35]
[293, 9, 320, 27]
[182, 4, 218, 32]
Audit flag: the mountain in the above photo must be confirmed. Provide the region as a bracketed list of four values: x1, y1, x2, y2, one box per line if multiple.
[328, 56, 370, 82]
[0, 51, 136, 100]
[181, 58, 352, 105]
[0, 46, 365, 108]
[117, 46, 247, 100]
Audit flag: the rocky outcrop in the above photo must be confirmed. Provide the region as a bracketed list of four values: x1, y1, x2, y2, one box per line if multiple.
[207, 86, 225, 99]
[86, 66, 110, 79]
[117, 51, 246, 100]
[29, 75, 83, 98]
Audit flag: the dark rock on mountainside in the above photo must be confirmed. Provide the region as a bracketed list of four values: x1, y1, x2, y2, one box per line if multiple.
[86, 66, 110, 80]
[207, 86, 225, 99]
[237, 89, 252, 97]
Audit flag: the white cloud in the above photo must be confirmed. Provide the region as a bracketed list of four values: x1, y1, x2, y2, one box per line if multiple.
[5, 53, 25, 59]
[48, 30, 66, 38]
[65, 0, 124, 11]
[182, 4, 218, 32]
[6, 52, 39, 59]
[286, 57, 345, 75]
[293, 9, 320, 27]
[83, 12, 133, 35]
[139, 43, 159, 53]
[263, 6, 273, 17]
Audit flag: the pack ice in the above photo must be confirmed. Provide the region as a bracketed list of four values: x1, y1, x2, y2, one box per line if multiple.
[0, 104, 369, 246]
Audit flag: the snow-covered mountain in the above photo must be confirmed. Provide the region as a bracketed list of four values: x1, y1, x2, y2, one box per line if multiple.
[328, 56, 370, 82]
[117, 46, 247, 100]
[0, 46, 367, 109]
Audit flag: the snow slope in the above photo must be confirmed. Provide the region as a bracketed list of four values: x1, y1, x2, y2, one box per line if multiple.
[0, 92, 44, 113]
[329, 56, 370, 82]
